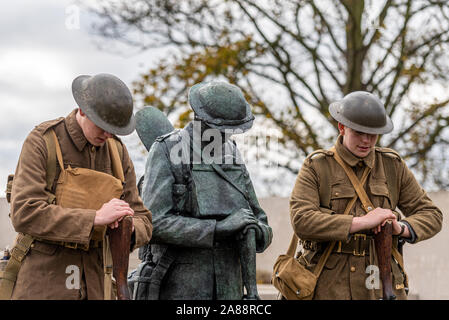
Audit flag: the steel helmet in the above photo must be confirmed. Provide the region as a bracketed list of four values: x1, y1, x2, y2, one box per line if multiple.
[188, 80, 255, 133]
[329, 91, 393, 134]
[72, 73, 135, 135]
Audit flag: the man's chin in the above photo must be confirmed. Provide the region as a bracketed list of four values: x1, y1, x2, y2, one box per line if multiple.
[355, 147, 372, 158]
[92, 138, 106, 146]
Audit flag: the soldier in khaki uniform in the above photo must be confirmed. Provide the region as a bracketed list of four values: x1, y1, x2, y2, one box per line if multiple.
[290, 91, 442, 300]
[7, 74, 152, 299]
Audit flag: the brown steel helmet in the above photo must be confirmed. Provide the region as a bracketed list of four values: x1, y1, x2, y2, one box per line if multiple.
[329, 91, 393, 134]
[72, 73, 135, 135]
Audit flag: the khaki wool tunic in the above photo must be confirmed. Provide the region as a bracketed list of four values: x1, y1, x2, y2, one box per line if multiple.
[9, 109, 153, 300]
[290, 136, 442, 300]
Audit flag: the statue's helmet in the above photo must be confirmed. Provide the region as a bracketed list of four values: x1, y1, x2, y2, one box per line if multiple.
[72, 73, 135, 135]
[329, 91, 393, 134]
[188, 80, 255, 132]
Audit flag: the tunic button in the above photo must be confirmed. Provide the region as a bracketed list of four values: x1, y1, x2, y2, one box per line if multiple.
[350, 266, 356, 272]
[91, 146, 95, 152]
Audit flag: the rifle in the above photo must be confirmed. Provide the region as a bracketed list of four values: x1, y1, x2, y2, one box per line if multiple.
[374, 220, 396, 300]
[238, 228, 260, 300]
[107, 216, 133, 300]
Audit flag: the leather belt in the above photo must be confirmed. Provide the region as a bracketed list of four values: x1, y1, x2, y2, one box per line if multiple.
[301, 233, 372, 257]
[35, 239, 103, 251]
[335, 234, 371, 256]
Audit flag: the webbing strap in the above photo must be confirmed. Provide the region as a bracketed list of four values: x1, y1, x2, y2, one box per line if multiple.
[332, 147, 373, 212]
[107, 139, 125, 182]
[43, 130, 57, 204]
[331, 147, 406, 272]
[0, 234, 35, 300]
[313, 166, 370, 277]
[103, 236, 113, 300]
[103, 139, 125, 300]
[211, 164, 249, 201]
[287, 164, 370, 278]
[50, 130, 65, 174]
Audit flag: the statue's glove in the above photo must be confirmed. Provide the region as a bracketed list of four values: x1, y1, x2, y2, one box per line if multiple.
[241, 220, 273, 253]
[237, 224, 263, 241]
[215, 208, 258, 240]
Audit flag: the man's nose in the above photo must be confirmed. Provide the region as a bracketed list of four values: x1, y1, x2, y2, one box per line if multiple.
[361, 133, 372, 143]
[104, 131, 113, 138]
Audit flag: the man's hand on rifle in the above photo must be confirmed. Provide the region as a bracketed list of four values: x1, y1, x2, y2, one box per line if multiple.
[350, 207, 411, 238]
[94, 198, 134, 229]
[350, 207, 395, 234]
[389, 219, 410, 238]
[371, 211, 411, 238]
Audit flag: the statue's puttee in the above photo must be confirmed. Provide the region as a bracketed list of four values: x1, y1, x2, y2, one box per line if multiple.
[138, 81, 272, 299]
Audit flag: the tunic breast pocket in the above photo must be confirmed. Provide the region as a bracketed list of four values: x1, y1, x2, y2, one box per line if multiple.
[330, 183, 355, 215]
[369, 180, 392, 209]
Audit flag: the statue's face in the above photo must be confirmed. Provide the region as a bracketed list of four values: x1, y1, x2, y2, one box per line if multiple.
[339, 123, 378, 158]
[198, 120, 232, 143]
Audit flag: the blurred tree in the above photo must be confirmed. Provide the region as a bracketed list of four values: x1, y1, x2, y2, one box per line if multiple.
[88, 0, 449, 190]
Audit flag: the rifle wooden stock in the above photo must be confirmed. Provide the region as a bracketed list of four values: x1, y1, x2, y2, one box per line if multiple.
[108, 216, 133, 300]
[374, 221, 396, 300]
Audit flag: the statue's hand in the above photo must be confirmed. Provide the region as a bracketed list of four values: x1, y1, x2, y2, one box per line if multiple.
[237, 223, 263, 241]
[215, 208, 258, 240]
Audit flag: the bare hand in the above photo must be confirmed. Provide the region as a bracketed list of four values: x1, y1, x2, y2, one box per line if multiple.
[107, 215, 135, 231]
[350, 207, 396, 234]
[94, 198, 134, 227]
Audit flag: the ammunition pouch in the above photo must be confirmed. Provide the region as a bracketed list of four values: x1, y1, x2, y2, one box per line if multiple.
[301, 235, 408, 292]
[335, 234, 372, 256]
[127, 245, 175, 300]
[301, 236, 370, 257]
[5, 174, 14, 204]
[302, 233, 385, 257]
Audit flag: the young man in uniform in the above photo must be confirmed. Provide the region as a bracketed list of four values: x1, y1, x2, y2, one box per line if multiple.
[290, 91, 442, 299]
[5, 73, 152, 299]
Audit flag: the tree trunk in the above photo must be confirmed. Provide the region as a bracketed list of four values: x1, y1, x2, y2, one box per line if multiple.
[343, 0, 365, 94]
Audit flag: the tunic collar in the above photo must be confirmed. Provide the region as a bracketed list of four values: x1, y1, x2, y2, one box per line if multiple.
[64, 109, 88, 152]
[334, 135, 375, 169]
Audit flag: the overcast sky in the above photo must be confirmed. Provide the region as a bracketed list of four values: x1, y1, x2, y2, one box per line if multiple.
[0, 0, 169, 197]
[0, 0, 295, 199]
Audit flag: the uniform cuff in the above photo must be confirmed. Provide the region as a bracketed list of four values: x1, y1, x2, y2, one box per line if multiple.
[400, 220, 417, 244]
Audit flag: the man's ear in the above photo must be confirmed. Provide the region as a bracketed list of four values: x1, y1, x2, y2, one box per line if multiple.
[338, 123, 345, 136]
[78, 108, 86, 117]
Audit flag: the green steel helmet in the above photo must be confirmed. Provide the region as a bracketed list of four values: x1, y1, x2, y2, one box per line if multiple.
[135, 106, 174, 151]
[188, 80, 255, 132]
[329, 91, 393, 134]
[72, 73, 135, 135]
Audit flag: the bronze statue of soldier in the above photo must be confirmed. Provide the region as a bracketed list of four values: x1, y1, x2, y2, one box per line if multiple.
[138, 81, 272, 300]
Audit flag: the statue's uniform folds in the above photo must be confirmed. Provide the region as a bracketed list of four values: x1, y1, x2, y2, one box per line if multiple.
[142, 123, 272, 300]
